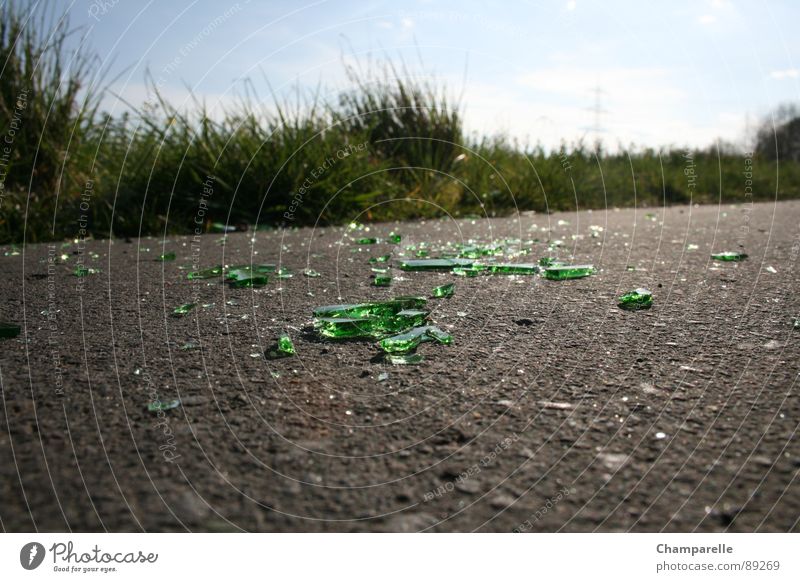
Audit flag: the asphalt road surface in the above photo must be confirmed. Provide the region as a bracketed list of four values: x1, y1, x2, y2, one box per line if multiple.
[1, 200, 799, 532]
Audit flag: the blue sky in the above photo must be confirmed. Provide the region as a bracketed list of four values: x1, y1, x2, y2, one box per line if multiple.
[68, 0, 800, 150]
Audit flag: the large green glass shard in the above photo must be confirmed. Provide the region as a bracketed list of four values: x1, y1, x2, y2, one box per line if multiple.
[188, 265, 223, 280]
[373, 275, 392, 287]
[378, 325, 452, 353]
[398, 258, 474, 271]
[356, 237, 378, 245]
[315, 309, 428, 340]
[229, 275, 268, 288]
[267, 333, 295, 358]
[313, 296, 427, 319]
[0, 322, 21, 338]
[432, 283, 455, 298]
[488, 263, 539, 275]
[542, 265, 595, 280]
[156, 252, 176, 262]
[148, 399, 181, 412]
[387, 353, 424, 365]
[172, 303, 197, 316]
[711, 251, 747, 262]
[618, 288, 653, 310]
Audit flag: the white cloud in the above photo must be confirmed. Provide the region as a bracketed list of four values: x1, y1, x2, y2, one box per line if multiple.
[697, 14, 716, 24]
[769, 68, 799, 80]
[566, 1, 577, 11]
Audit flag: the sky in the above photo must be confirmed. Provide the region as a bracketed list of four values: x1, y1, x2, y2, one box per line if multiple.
[64, 0, 800, 150]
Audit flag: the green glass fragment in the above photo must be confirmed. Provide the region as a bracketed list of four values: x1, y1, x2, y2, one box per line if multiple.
[432, 283, 455, 298]
[711, 251, 747, 262]
[4, 245, 21, 256]
[73, 266, 99, 277]
[356, 237, 378, 245]
[211, 222, 235, 233]
[415, 249, 430, 258]
[313, 296, 427, 319]
[172, 303, 197, 316]
[156, 252, 176, 262]
[378, 325, 452, 353]
[371, 267, 389, 274]
[618, 288, 653, 310]
[388, 233, 402, 244]
[267, 333, 295, 358]
[229, 274, 268, 288]
[373, 275, 392, 287]
[541, 265, 595, 280]
[187, 265, 223, 280]
[369, 254, 391, 264]
[226, 264, 276, 275]
[538, 257, 561, 267]
[0, 322, 21, 338]
[148, 399, 180, 412]
[303, 268, 321, 278]
[386, 353, 424, 365]
[488, 263, 539, 275]
[452, 267, 480, 277]
[626, 265, 636, 271]
[314, 304, 428, 340]
[398, 258, 474, 271]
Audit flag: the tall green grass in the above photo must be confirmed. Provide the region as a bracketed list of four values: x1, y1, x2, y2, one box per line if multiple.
[1, 2, 798, 244]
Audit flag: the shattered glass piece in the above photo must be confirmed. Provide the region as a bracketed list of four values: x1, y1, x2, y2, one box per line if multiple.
[488, 263, 539, 275]
[373, 275, 392, 287]
[371, 267, 390, 274]
[4, 245, 21, 256]
[538, 257, 561, 267]
[356, 237, 378, 245]
[369, 254, 391, 264]
[226, 268, 269, 288]
[541, 265, 595, 280]
[303, 268, 321, 278]
[148, 399, 180, 412]
[211, 222, 236, 233]
[172, 303, 197, 316]
[452, 267, 480, 277]
[277, 267, 293, 279]
[765, 266, 777, 274]
[156, 252, 176, 262]
[711, 251, 747, 262]
[73, 266, 99, 277]
[415, 249, 430, 258]
[618, 288, 653, 310]
[626, 265, 636, 271]
[0, 322, 21, 338]
[180, 341, 199, 351]
[432, 283, 455, 298]
[398, 258, 473, 271]
[187, 265, 223, 280]
[377, 372, 389, 381]
[386, 353, 424, 365]
[313, 296, 427, 319]
[267, 333, 295, 358]
[378, 325, 452, 353]
[687, 243, 699, 251]
[388, 233, 402, 244]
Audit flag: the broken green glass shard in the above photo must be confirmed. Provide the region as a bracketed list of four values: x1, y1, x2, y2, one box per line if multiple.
[356, 237, 378, 245]
[303, 268, 321, 278]
[148, 399, 180, 412]
[488, 263, 539, 275]
[386, 353, 424, 365]
[229, 274, 268, 288]
[541, 265, 596, 280]
[432, 283, 455, 298]
[4, 245, 21, 256]
[415, 249, 430, 258]
[226, 264, 276, 275]
[538, 257, 561, 267]
[398, 258, 474, 271]
[626, 265, 636, 271]
[378, 325, 453, 353]
[711, 251, 747, 262]
[156, 252, 176, 262]
[371, 267, 389, 274]
[373, 275, 392, 287]
[73, 266, 99, 277]
[211, 222, 236, 233]
[172, 303, 197, 316]
[618, 288, 653, 310]
[313, 296, 427, 319]
[452, 267, 480, 277]
[369, 254, 391, 264]
[0, 322, 21, 339]
[187, 265, 223, 280]
[388, 233, 402, 244]
[267, 333, 295, 358]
